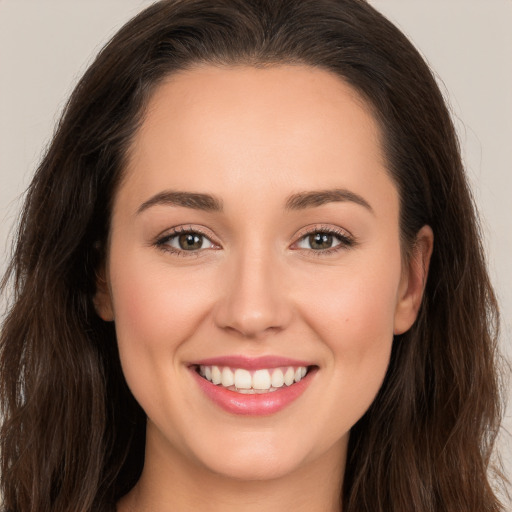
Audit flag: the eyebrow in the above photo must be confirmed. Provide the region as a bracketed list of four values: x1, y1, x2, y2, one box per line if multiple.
[137, 190, 223, 214]
[136, 187, 373, 215]
[285, 189, 373, 213]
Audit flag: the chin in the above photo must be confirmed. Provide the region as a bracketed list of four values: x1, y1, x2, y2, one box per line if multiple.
[203, 452, 305, 482]
[185, 432, 311, 482]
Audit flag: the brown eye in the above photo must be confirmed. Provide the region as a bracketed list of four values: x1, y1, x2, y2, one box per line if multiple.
[161, 231, 215, 252]
[178, 233, 204, 250]
[308, 233, 334, 250]
[295, 230, 350, 251]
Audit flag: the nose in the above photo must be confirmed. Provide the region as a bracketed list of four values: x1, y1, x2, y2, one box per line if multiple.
[213, 247, 292, 339]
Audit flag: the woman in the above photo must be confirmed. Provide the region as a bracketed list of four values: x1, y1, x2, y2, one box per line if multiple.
[0, 0, 507, 510]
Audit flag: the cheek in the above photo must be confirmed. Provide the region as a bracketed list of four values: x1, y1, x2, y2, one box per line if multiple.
[107, 248, 223, 438]
[109, 253, 211, 344]
[299, 254, 401, 349]
[106, 247, 218, 398]
[294, 248, 402, 413]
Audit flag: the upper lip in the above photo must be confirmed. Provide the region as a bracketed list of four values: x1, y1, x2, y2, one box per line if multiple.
[190, 355, 314, 370]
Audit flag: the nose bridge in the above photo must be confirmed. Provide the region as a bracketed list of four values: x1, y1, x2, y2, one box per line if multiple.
[214, 238, 291, 338]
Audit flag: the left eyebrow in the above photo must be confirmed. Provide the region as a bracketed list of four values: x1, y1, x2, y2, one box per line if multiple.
[285, 189, 374, 214]
[136, 190, 223, 214]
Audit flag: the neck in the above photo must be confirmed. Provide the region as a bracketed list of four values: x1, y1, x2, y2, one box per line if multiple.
[118, 423, 347, 512]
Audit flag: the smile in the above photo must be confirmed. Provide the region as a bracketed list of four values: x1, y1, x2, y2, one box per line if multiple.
[197, 365, 309, 394]
[190, 357, 317, 415]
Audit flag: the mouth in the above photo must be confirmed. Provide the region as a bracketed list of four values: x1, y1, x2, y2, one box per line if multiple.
[189, 358, 318, 415]
[192, 364, 312, 394]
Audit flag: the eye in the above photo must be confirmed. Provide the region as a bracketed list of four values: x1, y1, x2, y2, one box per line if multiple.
[294, 228, 354, 252]
[172, 232, 213, 251]
[296, 232, 341, 250]
[156, 229, 215, 253]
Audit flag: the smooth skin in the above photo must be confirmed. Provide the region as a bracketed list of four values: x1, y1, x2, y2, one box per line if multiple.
[95, 65, 433, 512]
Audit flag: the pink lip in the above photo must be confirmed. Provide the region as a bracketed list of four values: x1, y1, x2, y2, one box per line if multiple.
[189, 364, 318, 416]
[191, 355, 313, 370]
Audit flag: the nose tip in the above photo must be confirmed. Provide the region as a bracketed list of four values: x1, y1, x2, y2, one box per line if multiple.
[222, 312, 283, 339]
[213, 255, 292, 339]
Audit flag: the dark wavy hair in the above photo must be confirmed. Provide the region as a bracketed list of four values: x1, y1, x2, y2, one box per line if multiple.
[0, 0, 507, 510]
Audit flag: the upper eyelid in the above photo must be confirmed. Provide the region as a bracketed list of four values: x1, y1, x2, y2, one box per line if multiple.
[292, 224, 354, 241]
[156, 225, 217, 242]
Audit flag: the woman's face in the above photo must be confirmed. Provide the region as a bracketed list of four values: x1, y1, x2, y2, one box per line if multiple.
[97, 65, 430, 481]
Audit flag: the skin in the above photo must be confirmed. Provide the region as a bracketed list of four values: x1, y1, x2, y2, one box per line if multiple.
[95, 65, 433, 512]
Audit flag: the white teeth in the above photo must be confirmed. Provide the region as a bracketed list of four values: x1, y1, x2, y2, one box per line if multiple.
[253, 369, 272, 390]
[284, 367, 295, 386]
[271, 368, 285, 388]
[221, 367, 234, 387]
[211, 366, 222, 385]
[234, 368, 252, 389]
[198, 364, 310, 393]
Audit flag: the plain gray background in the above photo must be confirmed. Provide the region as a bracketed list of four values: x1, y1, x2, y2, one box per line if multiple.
[1, 0, 511, 485]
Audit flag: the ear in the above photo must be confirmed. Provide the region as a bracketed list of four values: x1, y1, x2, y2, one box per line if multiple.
[93, 264, 115, 322]
[394, 225, 433, 335]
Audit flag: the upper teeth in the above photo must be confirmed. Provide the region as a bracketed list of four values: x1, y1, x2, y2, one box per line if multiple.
[198, 365, 308, 393]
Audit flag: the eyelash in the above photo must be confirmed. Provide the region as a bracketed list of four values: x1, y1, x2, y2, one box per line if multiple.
[154, 225, 355, 256]
[154, 226, 217, 256]
[292, 225, 356, 255]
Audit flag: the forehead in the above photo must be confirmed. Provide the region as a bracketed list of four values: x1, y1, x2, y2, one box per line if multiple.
[120, 64, 394, 214]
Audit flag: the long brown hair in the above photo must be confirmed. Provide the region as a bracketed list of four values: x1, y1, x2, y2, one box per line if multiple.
[1, 1, 507, 510]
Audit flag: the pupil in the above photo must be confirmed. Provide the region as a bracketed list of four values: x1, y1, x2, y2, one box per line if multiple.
[310, 233, 332, 250]
[179, 233, 202, 250]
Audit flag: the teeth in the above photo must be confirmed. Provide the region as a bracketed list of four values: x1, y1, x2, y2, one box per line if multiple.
[211, 366, 222, 385]
[271, 368, 285, 388]
[234, 369, 252, 389]
[284, 367, 295, 386]
[198, 365, 309, 393]
[221, 367, 234, 387]
[253, 369, 272, 390]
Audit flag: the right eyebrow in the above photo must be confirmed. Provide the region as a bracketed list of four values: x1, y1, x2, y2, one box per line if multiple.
[285, 188, 374, 214]
[136, 190, 223, 215]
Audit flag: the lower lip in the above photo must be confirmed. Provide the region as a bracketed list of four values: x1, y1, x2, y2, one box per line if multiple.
[190, 367, 317, 416]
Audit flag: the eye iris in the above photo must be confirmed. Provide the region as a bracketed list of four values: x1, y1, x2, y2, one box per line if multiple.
[309, 232, 333, 250]
[179, 233, 203, 250]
